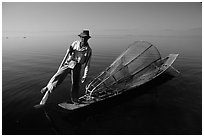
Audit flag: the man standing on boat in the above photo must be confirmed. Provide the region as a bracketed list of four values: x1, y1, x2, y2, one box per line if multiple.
[40, 30, 92, 103]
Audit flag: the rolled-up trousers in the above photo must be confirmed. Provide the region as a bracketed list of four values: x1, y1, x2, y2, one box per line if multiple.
[48, 63, 82, 102]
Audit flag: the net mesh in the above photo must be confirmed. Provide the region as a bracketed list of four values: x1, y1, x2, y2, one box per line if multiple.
[86, 41, 161, 97]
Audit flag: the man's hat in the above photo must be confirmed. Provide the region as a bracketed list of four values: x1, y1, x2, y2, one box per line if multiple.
[78, 30, 91, 38]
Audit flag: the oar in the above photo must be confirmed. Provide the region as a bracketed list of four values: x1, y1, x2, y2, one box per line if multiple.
[57, 48, 70, 71]
[34, 92, 59, 134]
[34, 91, 50, 109]
[34, 48, 70, 109]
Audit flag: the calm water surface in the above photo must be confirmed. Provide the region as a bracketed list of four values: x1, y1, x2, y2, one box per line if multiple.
[2, 34, 202, 134]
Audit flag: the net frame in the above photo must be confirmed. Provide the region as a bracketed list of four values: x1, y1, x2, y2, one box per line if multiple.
[86, 41, 161, 96]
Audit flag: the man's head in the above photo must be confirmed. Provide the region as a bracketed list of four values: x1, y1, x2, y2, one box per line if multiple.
[78, 30, 91, 44]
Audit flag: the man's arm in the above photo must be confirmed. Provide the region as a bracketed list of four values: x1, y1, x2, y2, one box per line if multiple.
[82, 49, 92, 82]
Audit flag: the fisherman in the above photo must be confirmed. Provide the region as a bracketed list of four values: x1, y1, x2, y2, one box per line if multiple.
[40, 30, 92, 103]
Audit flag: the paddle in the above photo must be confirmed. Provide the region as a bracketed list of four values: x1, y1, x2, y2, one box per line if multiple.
[34, 90, 50, 109]
[34, 48, 70, 109]
[34, 91, 59, 134]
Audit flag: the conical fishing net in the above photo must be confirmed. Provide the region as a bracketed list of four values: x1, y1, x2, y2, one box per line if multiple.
[83, 41, 162, 100]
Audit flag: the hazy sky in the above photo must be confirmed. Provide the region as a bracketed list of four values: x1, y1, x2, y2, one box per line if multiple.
[2, 2, 202, 36]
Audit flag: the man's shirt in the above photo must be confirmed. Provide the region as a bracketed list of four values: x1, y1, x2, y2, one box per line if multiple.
[62, 40, 92, 78]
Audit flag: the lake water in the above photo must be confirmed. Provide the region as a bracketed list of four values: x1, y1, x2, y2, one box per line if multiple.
[2, 34, 202, 135]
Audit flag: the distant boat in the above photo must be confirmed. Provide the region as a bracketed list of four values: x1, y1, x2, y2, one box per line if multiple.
[23, 37, 26, 38]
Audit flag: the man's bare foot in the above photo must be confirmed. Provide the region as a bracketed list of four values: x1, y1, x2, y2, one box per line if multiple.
[40, 87, 48, 94]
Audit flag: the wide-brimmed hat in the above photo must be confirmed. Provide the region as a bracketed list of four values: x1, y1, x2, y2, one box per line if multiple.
[78, 30, 91, 38]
